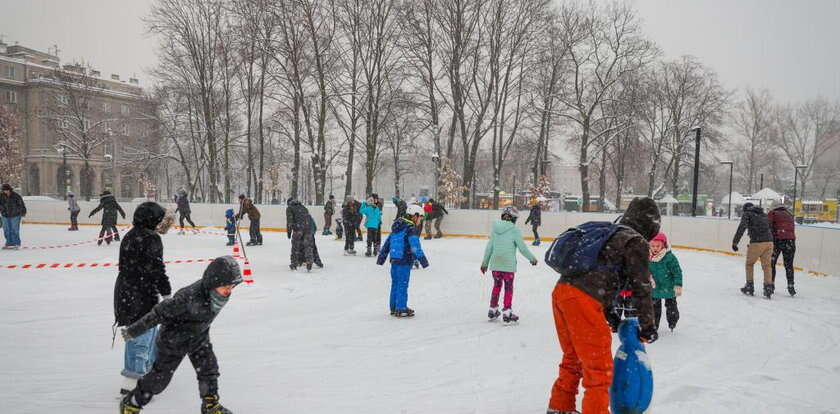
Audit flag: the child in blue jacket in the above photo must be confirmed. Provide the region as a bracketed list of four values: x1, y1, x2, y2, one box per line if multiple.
[376, 205, 429, 317]
[224, 209, 236, 246]
[360, 196, 383, 257]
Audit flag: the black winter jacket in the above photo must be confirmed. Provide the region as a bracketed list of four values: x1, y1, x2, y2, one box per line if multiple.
[558, 197, 660, 332]
[286, 200, 311, 233]
[174, 192, 191, 214]
[733, 205, 773, 244]
[525, 205, 541, 226]
[429, 201, 448, 219]
[341, 202, 359, 226]
[89, 194, 125, 226]
[0, 190, 26, 217]
[114, 202, 171, 326]
[125, 256, 242, 354]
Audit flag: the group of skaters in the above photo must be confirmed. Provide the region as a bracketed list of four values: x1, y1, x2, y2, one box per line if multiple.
[2, 182, 804, 414]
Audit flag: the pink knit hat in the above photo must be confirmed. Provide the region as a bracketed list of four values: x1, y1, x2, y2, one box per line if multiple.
[650, 232, 668, 247]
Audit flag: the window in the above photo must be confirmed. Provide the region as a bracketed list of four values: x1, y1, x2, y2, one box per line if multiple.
[57, 119, 69, 129]
[83, 118, 91, 131]
[121, 104, 130, 115]
[122, 123, 129, 136]
[56, 94, 69, 105]
[102, 102, 111, 113]
[3, 66, 15, 79]
[4, 90, 16, 104]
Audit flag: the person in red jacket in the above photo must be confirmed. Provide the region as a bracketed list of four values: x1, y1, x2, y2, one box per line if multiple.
[767, 205, 797, 296]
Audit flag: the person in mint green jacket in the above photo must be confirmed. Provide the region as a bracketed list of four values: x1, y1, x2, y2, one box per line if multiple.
[649, 232, 683, 332]
[480, 206, 538, 323]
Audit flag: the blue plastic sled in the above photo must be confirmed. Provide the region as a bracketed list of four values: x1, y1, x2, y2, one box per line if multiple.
[610, 317, 653, 414]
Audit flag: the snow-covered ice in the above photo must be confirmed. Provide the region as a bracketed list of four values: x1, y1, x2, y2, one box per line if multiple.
[2, 225, 839, 414]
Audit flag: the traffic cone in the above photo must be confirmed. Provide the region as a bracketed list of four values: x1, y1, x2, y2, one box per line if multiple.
[243, 260, 253, 284]
[232, 242, 241, 259]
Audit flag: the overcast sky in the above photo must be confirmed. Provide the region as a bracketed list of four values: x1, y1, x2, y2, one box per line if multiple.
[1, 0, 838, 102]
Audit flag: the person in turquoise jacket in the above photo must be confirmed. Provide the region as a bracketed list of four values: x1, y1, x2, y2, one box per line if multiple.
[480, 206, 538, 323]
[359, 196, 383, 257]
[648, 232, 683, 332]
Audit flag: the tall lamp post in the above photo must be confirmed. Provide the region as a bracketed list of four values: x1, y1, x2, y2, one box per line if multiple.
[792, 164, 808, 219]
[56, 144, 70, 200]
[689, 127, 702, 217]
[720, 161, 733, 219]
[104, 153, 114, 193]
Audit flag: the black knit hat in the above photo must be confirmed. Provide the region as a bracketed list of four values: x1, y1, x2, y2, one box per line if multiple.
[620, 197, 661, 241]
[1, 183, 11, 191]
[202, 256, 243, 290]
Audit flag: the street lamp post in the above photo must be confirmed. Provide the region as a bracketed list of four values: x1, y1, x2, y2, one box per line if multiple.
[56, 144, 69, 200]
[690, 127, 702, 217]
[720, 161, 734, 219]
[792, 164, 808, 220]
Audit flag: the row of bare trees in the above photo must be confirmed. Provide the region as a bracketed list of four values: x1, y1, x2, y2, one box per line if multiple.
[140, 0, 839, 208]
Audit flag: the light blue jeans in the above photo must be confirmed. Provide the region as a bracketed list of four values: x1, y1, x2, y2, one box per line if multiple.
[1, 215, 21, 246]
[122, 326, 158, 379]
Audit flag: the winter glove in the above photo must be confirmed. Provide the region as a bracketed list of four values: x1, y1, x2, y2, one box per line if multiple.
[606, 309, 621, 333]
[530, 259, 538, 266]
[480, 266, 487, 275]
[287, 231, 292, 239]
[638, 326, 658, 344]
[418, 256, 430, 269]
[121, 328, 134, 342]
[674, 286, 682, 297]
[732, 243, 739, 252]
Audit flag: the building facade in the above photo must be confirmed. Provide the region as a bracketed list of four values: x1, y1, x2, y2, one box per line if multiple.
[0, 41, 159, 200]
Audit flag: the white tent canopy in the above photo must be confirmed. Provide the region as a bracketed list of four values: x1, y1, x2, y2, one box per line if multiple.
[752, 188, 783, 202]
[721, 191, 746, 205]
[659, 195, 679, 204]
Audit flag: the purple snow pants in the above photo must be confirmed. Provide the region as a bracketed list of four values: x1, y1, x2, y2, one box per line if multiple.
[490, 271, 515, 309]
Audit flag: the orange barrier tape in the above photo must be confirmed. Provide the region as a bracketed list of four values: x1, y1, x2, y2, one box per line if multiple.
[1, 256, 247, 270]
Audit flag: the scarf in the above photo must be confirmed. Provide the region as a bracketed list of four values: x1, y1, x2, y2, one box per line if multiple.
[210, 290, 230, 314]
[649, 248, 668, 263]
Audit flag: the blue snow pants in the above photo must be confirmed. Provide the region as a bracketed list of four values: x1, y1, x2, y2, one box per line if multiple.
[389, 264, 412, 311]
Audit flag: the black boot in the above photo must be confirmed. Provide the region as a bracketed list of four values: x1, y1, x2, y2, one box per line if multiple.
[365, 247, 372, 257]
[787, 283, 796, 296]
[201, 395, 233, 414]
[763, 284, 774, 299]
[740, 281, 754, 296]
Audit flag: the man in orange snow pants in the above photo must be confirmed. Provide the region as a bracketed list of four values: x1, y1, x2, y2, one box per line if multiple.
[547, 198, 661, 414]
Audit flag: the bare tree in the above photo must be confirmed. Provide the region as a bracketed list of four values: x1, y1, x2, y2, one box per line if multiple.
[730, 88, 774, 194]
[147, 0, 228, 202]
[773, 98, 840, 198]
[40, 64, 128, 200]
[551, 3, 655, 210]
[0, 105, 23, 187]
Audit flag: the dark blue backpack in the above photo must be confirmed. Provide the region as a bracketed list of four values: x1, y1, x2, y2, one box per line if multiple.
[545, 221, 621, 276]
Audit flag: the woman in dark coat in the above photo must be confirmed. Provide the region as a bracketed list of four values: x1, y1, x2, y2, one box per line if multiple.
[114, 201, 172, 395]
[89, 190, 126, 245]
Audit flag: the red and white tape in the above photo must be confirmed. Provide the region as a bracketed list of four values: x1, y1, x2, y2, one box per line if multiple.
[18, 226, 130, 250]
[2, 256, 233, 270]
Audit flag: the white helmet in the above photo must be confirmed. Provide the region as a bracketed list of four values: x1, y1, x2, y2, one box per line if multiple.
[406, 205, 424, 217]
[502, 206, 519, 218]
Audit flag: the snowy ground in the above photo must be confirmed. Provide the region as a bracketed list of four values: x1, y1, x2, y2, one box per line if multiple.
[2, 224, 839, 414]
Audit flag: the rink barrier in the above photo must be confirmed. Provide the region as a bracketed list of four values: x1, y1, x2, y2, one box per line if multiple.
[19, 202, 839, 276]
[13, 221, 830, 277]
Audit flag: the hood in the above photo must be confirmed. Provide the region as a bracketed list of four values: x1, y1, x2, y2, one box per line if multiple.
[772, 206, 789, 212]
[491, 219, 516, 235]
[650, 232, 668, 248]
[67, 191, 75, 197]
[202, 256, 243, 290]
[133, 202, 166, 230]
[391, 217, 414, 233]
[620, 197, 661, 240]
[225, 208, 234, 219]
[746, 205, 764, 215]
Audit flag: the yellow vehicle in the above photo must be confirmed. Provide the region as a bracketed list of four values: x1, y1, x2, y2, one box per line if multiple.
[794, 199, 838, 223]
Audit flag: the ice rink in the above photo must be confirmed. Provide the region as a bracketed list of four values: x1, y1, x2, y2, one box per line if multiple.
[2, 224, 839, 414]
